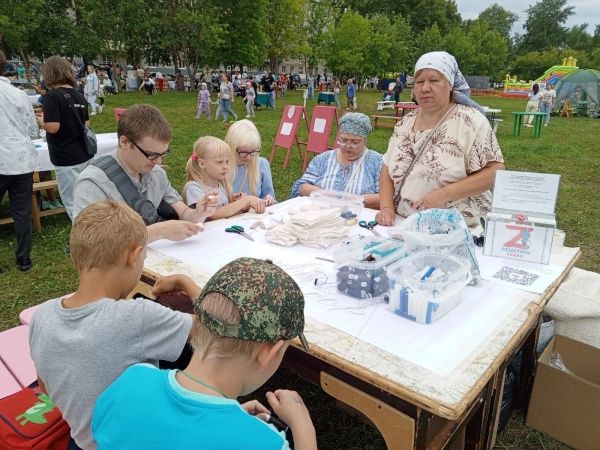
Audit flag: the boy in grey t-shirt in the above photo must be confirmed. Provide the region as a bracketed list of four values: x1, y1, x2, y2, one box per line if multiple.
[29, 200, 197, 450]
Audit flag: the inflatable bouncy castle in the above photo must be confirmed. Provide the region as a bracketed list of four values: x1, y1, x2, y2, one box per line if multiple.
[502, 57, 579, 98]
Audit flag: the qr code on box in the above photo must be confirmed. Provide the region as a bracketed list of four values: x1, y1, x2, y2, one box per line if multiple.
[492, 266, 540, 287]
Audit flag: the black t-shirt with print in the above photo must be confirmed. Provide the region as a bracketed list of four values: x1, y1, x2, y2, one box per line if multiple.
[261, 76, 274, 93]
[43, 87, 92, 167]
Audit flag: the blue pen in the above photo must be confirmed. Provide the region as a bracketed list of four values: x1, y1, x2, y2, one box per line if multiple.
[421, 266, 435, 281]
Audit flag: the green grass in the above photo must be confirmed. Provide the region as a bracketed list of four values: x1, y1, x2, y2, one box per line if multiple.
[1, 88, 594, 449]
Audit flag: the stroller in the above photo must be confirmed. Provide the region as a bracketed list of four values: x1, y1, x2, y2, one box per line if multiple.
[102, 77, 116, 95]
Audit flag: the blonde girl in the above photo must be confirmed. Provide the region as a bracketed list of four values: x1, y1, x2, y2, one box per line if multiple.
[183, 136, 266, 219]
[225, 120, 276, 205]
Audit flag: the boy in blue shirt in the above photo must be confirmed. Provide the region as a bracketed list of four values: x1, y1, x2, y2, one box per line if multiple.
[92, 258, 317, 450]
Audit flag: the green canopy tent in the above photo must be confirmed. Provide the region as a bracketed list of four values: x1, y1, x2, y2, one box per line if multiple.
[553, 69, 600, 115]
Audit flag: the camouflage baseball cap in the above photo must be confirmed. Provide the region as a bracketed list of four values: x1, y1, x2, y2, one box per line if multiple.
[195, 258, 309, 352]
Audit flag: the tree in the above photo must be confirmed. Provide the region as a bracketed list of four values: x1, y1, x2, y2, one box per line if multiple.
[519, 0, 575, 54]
[322, 10, 370, 76]
[212, 0, 268, 68]
[477, 3, 519, 41]
[362, 16, 412, 78]
[443, 27, 477, 75]
[304, 0, 338, 72]
[564, 24, 593, 53]
[412, 23, 444, 65]
[264, 0, 307, 72]
[468, 21, 509, 76]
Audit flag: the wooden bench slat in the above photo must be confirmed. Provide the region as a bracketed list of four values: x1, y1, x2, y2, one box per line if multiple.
[32, 180, 59, 191]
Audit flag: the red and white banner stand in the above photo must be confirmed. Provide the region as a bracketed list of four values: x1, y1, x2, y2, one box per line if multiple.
[303, 106, 339, 172]
[270, 105, 309, 169]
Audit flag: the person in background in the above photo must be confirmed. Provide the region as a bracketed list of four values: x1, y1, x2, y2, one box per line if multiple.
[135, 65, 144, 87]
[28, 62, 38, 82]
[291, 113, 383, 208]
[17, 62, 26, 79]
[36, 56, 93, 222]
[393, 76, 404, 103]
[332, 76, 341, 108]
[194, 69, 201, 91]
[85, 64, 100, 115]
[524, 83, 542, 128]
[196, 82, 211, 119]
[225, 120, 275, 204]
[176, 69, 185, 92]
[280, 73, 286, 98]
[540, 83, 556, 126]
[346, 78, 356, 110]
[307, 73, 315, 100]
[219, 73, 236, 122]
[0, 50, 39, 272]
[142, 75, 154, 96]
[91, 258, 317, 450]
[244, 82, 255, 118]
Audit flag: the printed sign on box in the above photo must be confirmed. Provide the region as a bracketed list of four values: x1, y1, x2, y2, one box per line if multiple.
[484, 216, 553, 264]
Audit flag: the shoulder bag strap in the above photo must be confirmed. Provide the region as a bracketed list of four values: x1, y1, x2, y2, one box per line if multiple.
[94, 156, 160, 225]
[393, 104, 458, 208]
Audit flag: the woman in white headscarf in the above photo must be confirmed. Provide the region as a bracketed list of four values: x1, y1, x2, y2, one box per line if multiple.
[375, 51, 505, 230]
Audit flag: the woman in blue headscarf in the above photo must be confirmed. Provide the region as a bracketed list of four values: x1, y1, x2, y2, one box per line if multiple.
[375, 51, 505, 230]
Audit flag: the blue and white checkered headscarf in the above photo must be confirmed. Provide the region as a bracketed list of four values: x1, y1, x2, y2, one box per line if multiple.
[415, 51, 485, 116]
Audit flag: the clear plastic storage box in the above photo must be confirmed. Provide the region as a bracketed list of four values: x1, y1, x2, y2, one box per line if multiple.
[334, 237, 410, 300]
[387, 251, 472, 324]
[310, 189, 363, 224]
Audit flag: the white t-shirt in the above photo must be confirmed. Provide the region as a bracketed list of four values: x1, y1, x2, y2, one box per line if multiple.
[541, 89, 556, 104]
[528, 92, 542, 101]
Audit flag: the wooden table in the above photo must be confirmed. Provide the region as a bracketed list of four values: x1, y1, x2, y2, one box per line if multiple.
[511, 112, 547, 139]
[395, 103, 420, 117]
[138, 199, 580, 449]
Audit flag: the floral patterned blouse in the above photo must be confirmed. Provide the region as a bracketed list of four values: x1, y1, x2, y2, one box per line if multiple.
[383, 104, 504, 228]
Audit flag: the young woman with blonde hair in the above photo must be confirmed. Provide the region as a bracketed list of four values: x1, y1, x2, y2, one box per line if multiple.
[183, 136, 266, 219]
[224, 120, 276, 206]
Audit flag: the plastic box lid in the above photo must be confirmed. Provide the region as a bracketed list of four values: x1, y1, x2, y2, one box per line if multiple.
[334, 237, 408, 271]
[387, 251, 471, 303]
[310, 190, 364, 216]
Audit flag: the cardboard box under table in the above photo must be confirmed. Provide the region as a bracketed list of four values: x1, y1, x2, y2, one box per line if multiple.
[526, 335, 600, 450]
[135, 198, 581, 450]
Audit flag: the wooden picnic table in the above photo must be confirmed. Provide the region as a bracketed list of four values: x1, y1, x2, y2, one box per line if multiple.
[395, 103, 420, 117]
[134, 198, 581, 450]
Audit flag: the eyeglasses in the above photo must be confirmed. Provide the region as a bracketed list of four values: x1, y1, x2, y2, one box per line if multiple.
[337, 138, 363, 148]
[237, 149, 260, 157]
[129, 139, 170, 161]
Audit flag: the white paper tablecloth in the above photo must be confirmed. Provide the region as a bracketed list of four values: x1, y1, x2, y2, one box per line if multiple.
[33, 133, 119, 172]
[148, 198, 579, 376]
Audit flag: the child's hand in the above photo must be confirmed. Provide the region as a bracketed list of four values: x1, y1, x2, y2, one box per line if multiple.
[240, 400, 270, 418]
[266, 390, 314, 432]
[152, 274, 187, 296]
[233, 192, 247, 201]
[264, 194, 275, 206]
[195, 191, 219, 220]
[244, 196, 266, 214]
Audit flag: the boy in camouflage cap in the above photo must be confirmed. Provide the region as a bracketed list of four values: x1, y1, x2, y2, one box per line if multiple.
[92, 258, 317, 450]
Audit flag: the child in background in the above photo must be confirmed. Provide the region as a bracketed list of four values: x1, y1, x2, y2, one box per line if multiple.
[196, 82, 211, 119]
[29, 200, 195, 450]
[244, 81, 255, 118]
[92, 258, 317, 450]
[214, 93, 223, 120]
[183, 136, 267, 219]
[97, 84, 105, 114]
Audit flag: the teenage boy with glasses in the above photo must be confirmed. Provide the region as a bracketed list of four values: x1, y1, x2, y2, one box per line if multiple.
[73, 104, 219, 243]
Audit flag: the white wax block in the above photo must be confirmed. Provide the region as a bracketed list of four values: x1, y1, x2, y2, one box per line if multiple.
[390, 285, 400, 313]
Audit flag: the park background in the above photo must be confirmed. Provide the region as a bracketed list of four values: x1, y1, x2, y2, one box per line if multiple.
[1, 0, 599, 449]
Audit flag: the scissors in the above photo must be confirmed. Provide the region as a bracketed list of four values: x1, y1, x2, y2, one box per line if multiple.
[359, 220, 381, 236]
[225, 225, 255, 241]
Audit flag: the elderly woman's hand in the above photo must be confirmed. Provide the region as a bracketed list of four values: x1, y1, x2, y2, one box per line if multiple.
[411, 189, 450, 211]
[375, 207, 396, 226]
